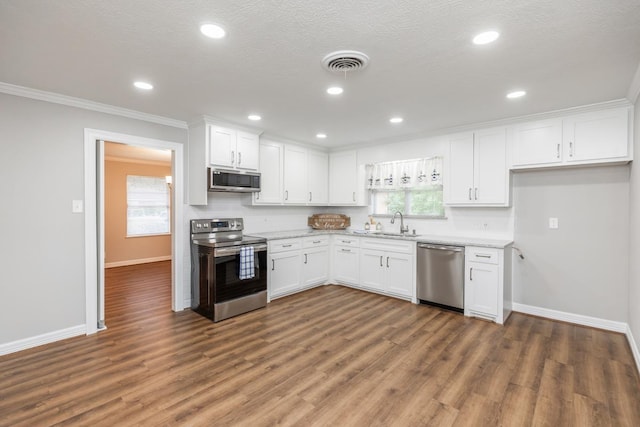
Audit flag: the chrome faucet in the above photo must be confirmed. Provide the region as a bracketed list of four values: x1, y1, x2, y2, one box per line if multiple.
[391, 211, 409, 234]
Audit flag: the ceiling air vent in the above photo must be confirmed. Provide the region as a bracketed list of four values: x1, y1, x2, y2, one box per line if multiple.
[322, 50, 370, 73]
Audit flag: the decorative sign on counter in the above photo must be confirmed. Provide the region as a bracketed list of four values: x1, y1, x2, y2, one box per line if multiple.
[307, 214, 351, 230]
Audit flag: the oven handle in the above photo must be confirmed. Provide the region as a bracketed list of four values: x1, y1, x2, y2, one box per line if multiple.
[214, 243, 267, 257]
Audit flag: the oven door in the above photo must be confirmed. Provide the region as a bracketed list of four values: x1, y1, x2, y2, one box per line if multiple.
[212, 243, 267, 303]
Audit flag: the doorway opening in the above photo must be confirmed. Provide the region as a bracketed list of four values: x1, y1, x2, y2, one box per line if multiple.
[103, 142, 173, 326]
[84, 129, 185, 335]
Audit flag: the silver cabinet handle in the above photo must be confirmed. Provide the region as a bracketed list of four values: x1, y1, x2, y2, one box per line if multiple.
[475, 188, 478, 200]
[282, 244, 292, 248]
[386, 256, 390, 268]
[470, 267, 473, 281]
[556, 143, 560, 159]
[569, 141, 573, 157]
[309, 192, 312, 202]
[285, 190, 289, 200]
[468, 188, 472, 200]
[475, 254, 491, 258]
[272, 259, 275, 271]
[341, 248, 351, 253]
[379, 256, 383, 267]
[256, 192, 260, 200]
[231, 150, 235, 164]
[312, 240, 322, 244]
[304, 254, 308, 264]
[342, 240, 352, 244]
[352, 192, 356, 202]
[238, 151, 242, 165]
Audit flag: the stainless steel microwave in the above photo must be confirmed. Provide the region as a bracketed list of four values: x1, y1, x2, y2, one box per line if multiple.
[208, 168, 261, 193]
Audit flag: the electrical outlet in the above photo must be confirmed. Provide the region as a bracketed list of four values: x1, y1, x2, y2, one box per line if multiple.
[548, 217, 559, 229]
[72, 200, 84, 213]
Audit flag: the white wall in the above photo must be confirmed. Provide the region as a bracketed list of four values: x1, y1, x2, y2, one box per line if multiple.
[0, 93, 186, 345]
[629, 98, 640, 344]
[512, 165, 630, 322]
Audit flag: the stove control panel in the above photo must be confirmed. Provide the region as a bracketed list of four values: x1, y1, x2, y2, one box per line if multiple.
[191, 218, 244, 234]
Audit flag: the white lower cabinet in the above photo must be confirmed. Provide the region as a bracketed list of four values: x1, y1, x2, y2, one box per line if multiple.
[268, 237, 329, 300]
[358, 238, 415, 300]
[332, 237, 360, 285]
[464, 246, 512, 324]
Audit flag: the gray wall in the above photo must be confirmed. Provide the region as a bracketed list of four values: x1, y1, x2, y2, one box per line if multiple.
[629, 98, 640, 342]
[512, 165, 630, 322]
[0, 93, 187, 344]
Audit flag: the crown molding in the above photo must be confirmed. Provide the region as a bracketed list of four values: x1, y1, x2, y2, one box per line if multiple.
[0, 81, 188, 129]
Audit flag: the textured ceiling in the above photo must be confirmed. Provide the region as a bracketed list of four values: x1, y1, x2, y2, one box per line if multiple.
[1, 0, 639, 147]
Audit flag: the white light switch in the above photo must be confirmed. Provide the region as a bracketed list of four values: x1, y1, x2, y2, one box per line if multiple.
[72, 200, 84, 213]
[548, 217, 559, 229]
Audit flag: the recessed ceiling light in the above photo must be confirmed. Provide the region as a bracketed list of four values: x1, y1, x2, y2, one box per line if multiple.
[389, 117, 403, 124]
[506, 90, 526, 99]
[200, 23, 226, 39]
[316, 133, 327, 139]
[327, 86, 343, 95]
[473, 31, 500, 45]
[248, 114, 261, 121]
[133, 81, 153, 90]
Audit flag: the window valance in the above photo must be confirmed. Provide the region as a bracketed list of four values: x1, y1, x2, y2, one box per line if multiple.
[365, 157, 442, 190]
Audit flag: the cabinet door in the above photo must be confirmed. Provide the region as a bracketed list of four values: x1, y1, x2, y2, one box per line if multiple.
[236, 132, 259, 171]
[563, 108, 629, 163]
[512, 120, 562, 167]
[269, 251, 301, 297]
[329, 151, 358, 205]
[307, 150, 329, 205]
[283, 145, 308, 204]
[474, 128, 508, 205]
[254, 140, 283, 204]
[333, 247, 359, 285]
[302, 247, 329, 287]
[466, 261, 498, 316]
[359, 249, 386, 292]
[446, 133, 475, 204]
[209, 126, 235, 168]
[385, 252, 413, 298]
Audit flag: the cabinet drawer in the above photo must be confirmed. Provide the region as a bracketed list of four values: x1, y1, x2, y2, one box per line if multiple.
[361, 238, 414, 254]
[466, 247, 499, 264]
[269, 238, 302, 253]
[303, 236, 329, 248]
[333, 236, 360, 247]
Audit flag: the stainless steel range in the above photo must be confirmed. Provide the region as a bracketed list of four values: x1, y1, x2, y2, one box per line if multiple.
[190, 218, 267, 322]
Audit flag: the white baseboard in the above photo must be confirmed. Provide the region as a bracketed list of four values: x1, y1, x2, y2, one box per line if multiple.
[512, 302, 627, 333]
[626, 325, 640, 375]
[105, 255, 171, 268]
[0, 325, 85, 356]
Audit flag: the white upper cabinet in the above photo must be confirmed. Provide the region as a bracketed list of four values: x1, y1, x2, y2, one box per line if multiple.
[253, 141, 329, 206]
[283, 145, 308, 204]
[253, 140, 283, 204]
[510, 107, 631, 169]
[329, 150, 365, 206]
[209, 125, 259, 171]
[512, 119, 563, 167]
[307, 150, 329, 205]
[446, 127, 509, 207]
[187, 119, 262, 205]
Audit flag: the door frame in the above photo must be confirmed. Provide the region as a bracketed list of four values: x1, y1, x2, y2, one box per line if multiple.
[84, 128, 185, 335]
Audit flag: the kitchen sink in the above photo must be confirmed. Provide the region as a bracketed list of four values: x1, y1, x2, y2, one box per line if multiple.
[378, 232, 421, 238]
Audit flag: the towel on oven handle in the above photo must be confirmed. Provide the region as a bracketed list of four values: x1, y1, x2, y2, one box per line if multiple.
[239, 246, 255, 280]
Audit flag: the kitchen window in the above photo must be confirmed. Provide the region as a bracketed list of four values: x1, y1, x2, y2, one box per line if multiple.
[367, 157, 444, 218]
[126, 175, 170, 236]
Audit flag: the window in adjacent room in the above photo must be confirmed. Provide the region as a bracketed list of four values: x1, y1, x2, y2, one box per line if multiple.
[126, 175, 170, 236]
[367, 157, 444, 218]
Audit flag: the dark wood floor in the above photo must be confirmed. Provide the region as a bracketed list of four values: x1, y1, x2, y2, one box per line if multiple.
[1, 261, 639, 426]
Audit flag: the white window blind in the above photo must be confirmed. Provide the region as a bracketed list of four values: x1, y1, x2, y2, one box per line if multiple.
[126, 175, 170, 236]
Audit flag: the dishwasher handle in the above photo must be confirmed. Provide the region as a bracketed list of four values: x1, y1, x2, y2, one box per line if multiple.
[418, 243, 464, 252]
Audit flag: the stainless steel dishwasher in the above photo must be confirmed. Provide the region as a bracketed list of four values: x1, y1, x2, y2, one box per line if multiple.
[417, 243, 465, 312]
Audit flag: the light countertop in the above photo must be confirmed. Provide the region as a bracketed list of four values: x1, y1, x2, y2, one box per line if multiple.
[247, 229, 513, 249]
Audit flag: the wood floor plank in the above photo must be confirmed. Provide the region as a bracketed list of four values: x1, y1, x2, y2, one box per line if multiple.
[1, 261, 639, 426]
